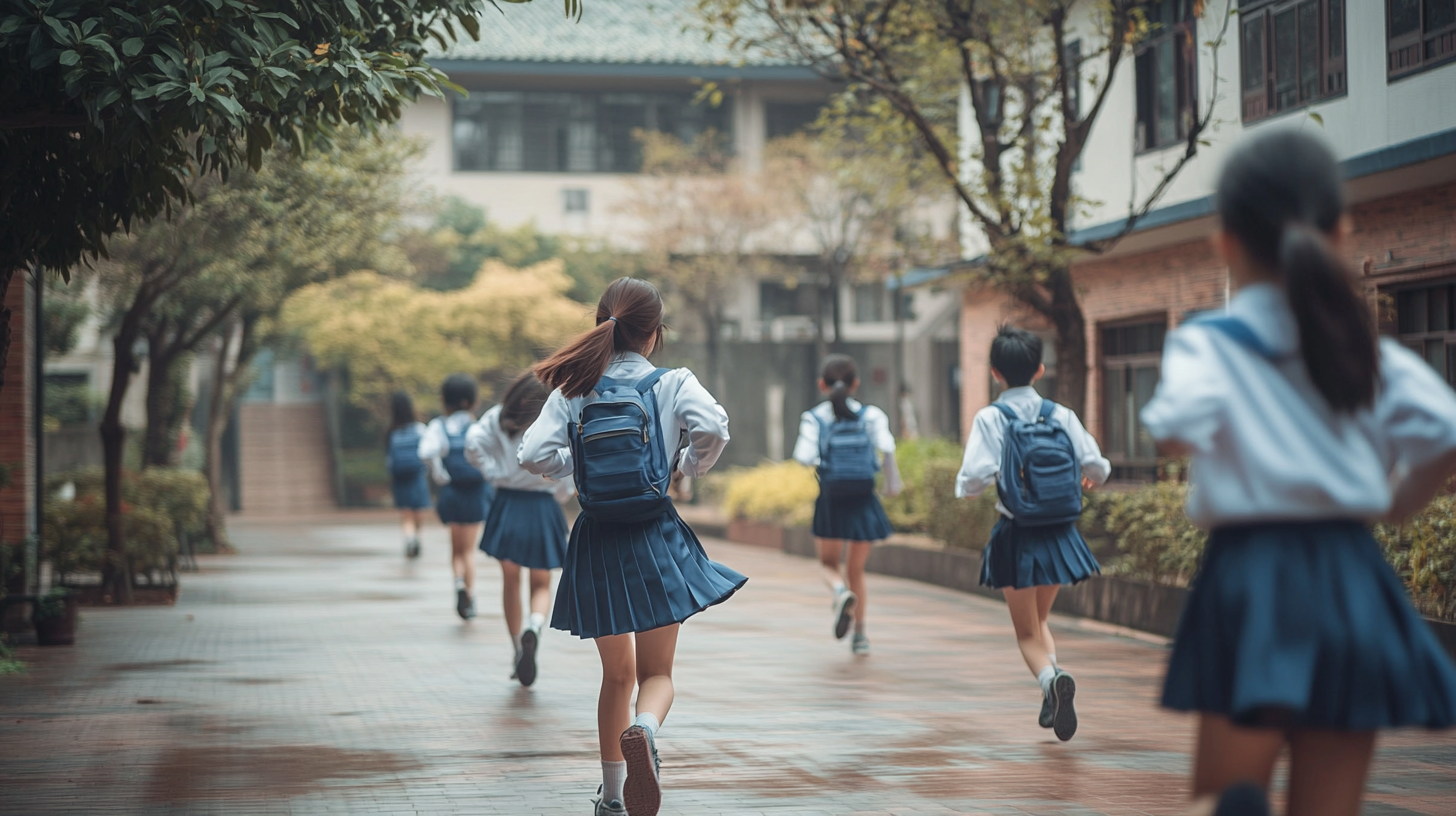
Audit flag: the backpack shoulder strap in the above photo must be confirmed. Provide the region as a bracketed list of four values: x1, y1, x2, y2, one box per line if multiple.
[1193, 314, 1288, 361]
[634, 367, 671, 395]
[1037, 399, 1057, 422]
[991, 402, 1019, 422]
[854, 404, 868, 420]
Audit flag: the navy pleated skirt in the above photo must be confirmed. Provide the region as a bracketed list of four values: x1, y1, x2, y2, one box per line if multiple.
[551, 506, 748, 639]
[812, 491, 893, 542]
[391, 471, 431, 510]
[979, 516, 1100, 590]
[479, 488, 569, 570]
[1162, 521, 1456, 730]
[436, 480, 494, 525]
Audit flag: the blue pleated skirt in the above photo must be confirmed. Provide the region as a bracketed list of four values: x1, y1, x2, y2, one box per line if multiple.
[551, 506, 748, 639]
[812, 491, 893, 542]
[436, 480, 494, 525]
[1162, 521, 1456, 730]
[391, 471, 431, 510]
[479, 488, 569, 570]
[979, 516, 1100, 589]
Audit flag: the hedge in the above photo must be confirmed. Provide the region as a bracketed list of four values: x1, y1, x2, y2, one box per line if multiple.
[42, 467, 208, 583]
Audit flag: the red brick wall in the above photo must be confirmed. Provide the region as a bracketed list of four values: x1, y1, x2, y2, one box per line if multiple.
[0, 270, 35, 544]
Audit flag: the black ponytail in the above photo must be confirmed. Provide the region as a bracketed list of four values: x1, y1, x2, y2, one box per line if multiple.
[820, 354, 859, 420]
[1215, 129, 1378, 413]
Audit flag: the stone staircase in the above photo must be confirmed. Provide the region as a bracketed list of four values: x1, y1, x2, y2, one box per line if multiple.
[237, 403, 336, 515]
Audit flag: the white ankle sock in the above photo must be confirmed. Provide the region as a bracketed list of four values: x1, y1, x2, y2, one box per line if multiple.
[453, 577, 465, 591]
[633, 712, 660, 736]
[831, 581, 846, 597]
[601, 760, 626, 802]
[1048, 653, 1057, 667]
[528, 612, 546, 631]
[854, 621, 867, 637]
[511, 632, 522, 652]
[1037, 665, 1057, 695]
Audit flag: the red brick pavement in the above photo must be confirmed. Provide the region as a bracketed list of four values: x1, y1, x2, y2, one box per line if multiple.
[3, 516, 1455, 815]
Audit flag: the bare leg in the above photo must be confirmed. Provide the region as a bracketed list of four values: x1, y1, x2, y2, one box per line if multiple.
[400, 509, 418, 541]
[1003, 586, 1054, 678]
[594, 634, 636, 761]
[1189, 713, 1285, 813]
[845, 541, 872, 625]
[817, 538, 844, 591]
[500, 560, 522, 640]
[450, 523, 480, 593]
[633, 624, 680, 724]
[527, 569, 552, 617]
[1035, 585, 1059, 662]
[1286, 728, 1375, 816]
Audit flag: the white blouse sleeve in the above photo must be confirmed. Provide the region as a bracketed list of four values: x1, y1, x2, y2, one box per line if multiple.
[672, 370, 730, 478]
[955, 408, 1003, 499]
[866, 405, 897, 454]
[1378, 340, 1456, 473]
[791, 410, 820, 467]
[465, 406, 510, 481]
[1140, 326, 1229, 454]
[418, 418, 451, 486]
[1058, 405, 1111, 486]
[518, 390, 575, 480]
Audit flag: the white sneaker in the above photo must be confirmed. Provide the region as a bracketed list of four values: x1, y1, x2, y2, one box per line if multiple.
[832, 589, 858, 640]
[592, 786, 627, 816]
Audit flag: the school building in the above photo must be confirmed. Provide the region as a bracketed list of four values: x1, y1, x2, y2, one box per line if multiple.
[943, 0, 1456, 481]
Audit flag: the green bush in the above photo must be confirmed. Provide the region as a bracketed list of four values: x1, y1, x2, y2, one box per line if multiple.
[882, 437, 964, 532]
[42, 467, 202, 581]
[923, 460, 1001, 550]
[721, 460, 819, 528]
[31, 587, 73, 622]
[1087, 483, 1205, 586]
[1378, 494, 1456, 621]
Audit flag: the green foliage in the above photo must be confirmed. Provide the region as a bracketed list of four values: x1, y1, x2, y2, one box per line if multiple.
[1085, 484, 1205, 587]
[43, 467, 207, 578]
[43, 273, 91, 357]
[720, 460, 819, 528]
[881, 437, 964, 531]
[31, 586, 73, 623]
[339, 447, 391, 507]
[0, 634, 22, 675]
[42, 378, 94, 428]
[924, 461, 1002, 551]
[0, 0, 581, 276]
[1378, 494, 1456, 622]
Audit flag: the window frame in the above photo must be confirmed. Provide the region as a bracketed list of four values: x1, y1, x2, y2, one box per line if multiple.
[1099, 316, 1168, 483]
[1393, 280, 1456, 385]
[1239, 0, 1346, 123]
[1134, 0, 1198, 153]
[1387, 0, 1456, 80]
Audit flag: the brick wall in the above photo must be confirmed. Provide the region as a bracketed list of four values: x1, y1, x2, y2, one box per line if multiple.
[957, 180, 1456, 451]
[0, 270, 35, 546]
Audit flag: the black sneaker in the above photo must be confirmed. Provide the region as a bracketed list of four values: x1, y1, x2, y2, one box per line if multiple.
[1212, 782, 1269, 816]
[1051, 669, 1077, 741]
[405, 538, 421, 559]
[456, 588, 474, 620]
[1038, 689, 1054, 729]
[832, 589, 857, 640]
[620, 724, 662, 816]
[516, 627, 539, 687]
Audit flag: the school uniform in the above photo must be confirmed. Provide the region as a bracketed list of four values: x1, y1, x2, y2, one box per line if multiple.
[465, 405, 571, 571]
[387, 422, 431, 510]
[956, 387, 1111, 589]
[519, 353, 747, 640]
[419, 410, 495, 525]
[1142, 282, 1456, 729]
[792, 399, 902, 542]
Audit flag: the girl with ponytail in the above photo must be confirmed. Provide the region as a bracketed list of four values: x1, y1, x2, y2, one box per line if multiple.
[1142, 128, 1456, 816]
[519, 277, 746, 816]
[792, 353, 903, 656]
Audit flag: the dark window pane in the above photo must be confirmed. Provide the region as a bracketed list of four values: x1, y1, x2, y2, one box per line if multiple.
[1448, 342, 1456, 386]
[1155, 38, 1178, 146]
[1391, 0, 1422, 37]
[1428, 0, 1456, 32]
[1299, 2, 1321, 101]
[1425, 338, 1447, 375]
[1329, 0, 1344, 57]
[1412, 288, 1431, 333]
[1431, 285, 1450, 331]
[1135, 48, 1154, 149]
[765, 101, 822, 139]
[1398, 290, 1418, 333]
[1104, 366, 1127, 457]
[1133, 366, 1161, 459]
[1274, 9, 1299, 110]
[1243, 15, 1267, 89]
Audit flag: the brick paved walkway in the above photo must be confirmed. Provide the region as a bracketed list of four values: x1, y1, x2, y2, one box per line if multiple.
[4, 516, 1456, 815]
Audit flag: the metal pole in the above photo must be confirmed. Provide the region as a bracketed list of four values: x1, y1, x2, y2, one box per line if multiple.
[892, 262, 906, 437]
[30, 265, 44, 594]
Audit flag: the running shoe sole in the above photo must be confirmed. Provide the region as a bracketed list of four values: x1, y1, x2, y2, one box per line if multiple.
[1052, 671, 1077, 741]
[620, 725, 661, 816]
[405, 541, 420, 559]
[456, 588, 472, 620]
[516, 629, 539, 687]
[833, 592, 858, 640]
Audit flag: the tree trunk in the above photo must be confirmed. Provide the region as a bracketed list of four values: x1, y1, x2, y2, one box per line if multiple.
[101, 327, 138, 604]
[202, 325, 237, 552]
[828, 257, 846, 352]
[0, 267, 14, 396]
[701, 304, 724, 397]
[1045, 264, 1089, 417]
[141, 327, 176, 468]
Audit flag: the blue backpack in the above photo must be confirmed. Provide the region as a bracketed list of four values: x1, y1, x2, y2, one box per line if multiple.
[816, 406, 880, 497]
[993, 400, 1083, 526]
[569, 368, 674, 523]
[443, 422, 484, 486]
[387, 425, 424, 479]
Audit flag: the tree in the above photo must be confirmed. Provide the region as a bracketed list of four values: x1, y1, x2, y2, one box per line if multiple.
[700, 0, 1233, 414]
[623, 130, 784, 395]
[0, 0, 579, 393]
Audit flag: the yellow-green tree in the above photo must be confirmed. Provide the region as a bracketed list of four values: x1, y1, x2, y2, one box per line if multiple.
[283, 259, 588, 419]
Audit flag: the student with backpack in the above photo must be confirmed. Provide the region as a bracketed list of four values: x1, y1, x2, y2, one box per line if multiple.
[519, 277, 746, 816]
[955, 325, 1109, 742]
[386, 391, 430, 559]
[792, 354, 902, 656]
[418, 374, 494, 621]
[465, 371, 572, 687]
[1141, 130, 1456, 816]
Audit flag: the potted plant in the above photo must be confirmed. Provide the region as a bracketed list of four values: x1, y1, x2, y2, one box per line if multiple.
[32, 587, 78, 646]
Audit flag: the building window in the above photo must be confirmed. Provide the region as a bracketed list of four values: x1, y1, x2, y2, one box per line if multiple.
[765, 101, 823, 139]
[452, 91, 732, 173]
[1135, 0, 1197, 151]
[853, 283, 884, 323]
[561, 189, 589, 214]
[1101, 319, 1167, 482]
[1240, 0, 1346, 122]
[1388, 0, 1456, 79]
[1395, 282, 1456, 385]
[759, 280, 815, 322]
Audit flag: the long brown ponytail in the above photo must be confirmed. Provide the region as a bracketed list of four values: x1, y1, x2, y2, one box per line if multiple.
[534, 277, 667, 398]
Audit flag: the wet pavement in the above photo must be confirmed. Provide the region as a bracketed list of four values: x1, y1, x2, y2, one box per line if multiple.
[3, 513, 1455, 815]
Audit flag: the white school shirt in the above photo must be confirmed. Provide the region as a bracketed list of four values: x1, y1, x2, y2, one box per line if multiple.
[464, 405, 574, 501]
[418, 410, 479, 487]
[955, 386, 1111, 518]
[1140, 281, 1456, 528]
[792, 399, 904, 495]
[518, 353, 730, 481]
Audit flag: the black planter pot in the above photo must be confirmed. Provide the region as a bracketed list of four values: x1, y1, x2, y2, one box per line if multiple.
[33, 596, 79, 646]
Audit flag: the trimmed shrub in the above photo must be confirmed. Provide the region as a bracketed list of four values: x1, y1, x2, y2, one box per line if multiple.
[1378, 494, 1456, 622]
[923, 460, 1001, 550]
[881, 437, 964, 532]
[42, 467, 204, 582]
[720, 460, 819, 528]
[1087, 483, 1204, 587]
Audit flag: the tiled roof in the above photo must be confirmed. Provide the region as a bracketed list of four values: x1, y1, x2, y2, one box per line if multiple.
[432, 0, 794, 67]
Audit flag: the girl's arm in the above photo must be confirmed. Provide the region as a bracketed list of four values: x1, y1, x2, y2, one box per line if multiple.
[955, 409, 1001, 499]
[790, 410, 819, 467]
[869, 406, 902, 497]
[518, 390, 575, 480]
[1059, 407, 1111, 488]
[672, 370, 730, 477]
[1380, 341, 1456, 521]
[465, 407, 508, 481]
[418, 419, 451, 486]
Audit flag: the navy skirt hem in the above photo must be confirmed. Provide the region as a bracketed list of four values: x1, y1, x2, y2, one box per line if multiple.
[551, 506, 747, 639]
[479, 488, 568, 570]
[1161, 521, 1456, 730]
[391, 472, 430, 510]
[979, 516, 1100, 590]
[811, 491, 893, 542]
[436, 481, 494, 525]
